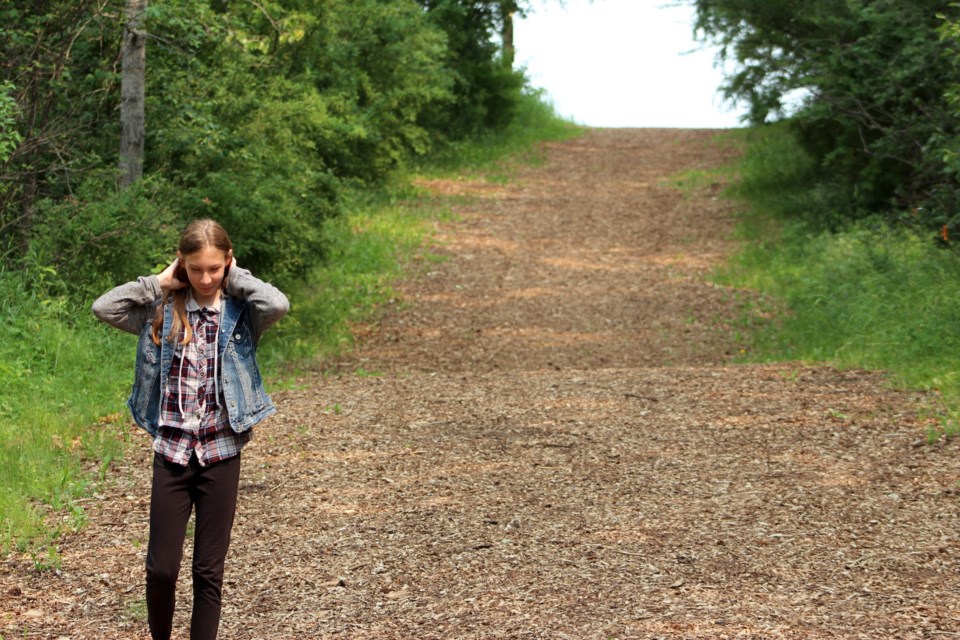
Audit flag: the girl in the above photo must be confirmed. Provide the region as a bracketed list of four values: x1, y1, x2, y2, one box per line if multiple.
[92, 219, 289, 640]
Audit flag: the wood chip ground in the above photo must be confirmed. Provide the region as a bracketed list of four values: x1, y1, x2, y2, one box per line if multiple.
[3, 129, 959, 639]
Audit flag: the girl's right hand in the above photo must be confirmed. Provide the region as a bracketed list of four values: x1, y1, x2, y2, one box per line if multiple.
[157, 258, 186, 293]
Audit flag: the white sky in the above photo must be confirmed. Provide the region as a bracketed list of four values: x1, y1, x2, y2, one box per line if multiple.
[514, 0, 748, 128]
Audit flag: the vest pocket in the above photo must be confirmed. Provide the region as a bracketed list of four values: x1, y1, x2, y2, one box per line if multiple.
[225, 349, 267, 413]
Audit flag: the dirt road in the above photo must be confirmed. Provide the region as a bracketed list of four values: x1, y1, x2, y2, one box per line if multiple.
[4, 129, 960, 639]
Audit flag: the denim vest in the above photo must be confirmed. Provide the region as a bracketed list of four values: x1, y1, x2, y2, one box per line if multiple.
[127, 296, 276, 436]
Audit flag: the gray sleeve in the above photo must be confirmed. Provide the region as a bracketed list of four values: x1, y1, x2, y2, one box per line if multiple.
[91, 275, 162, 335]
[224, 266, 290, 343]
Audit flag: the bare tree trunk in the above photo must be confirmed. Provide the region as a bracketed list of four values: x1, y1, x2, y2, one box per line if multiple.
[501, 1, 516, 68]
[19, 169, 37, 258]
[119, 0, 146, 188]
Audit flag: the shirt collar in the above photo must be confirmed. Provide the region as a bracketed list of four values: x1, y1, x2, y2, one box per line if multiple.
[186, 293, 222, 315]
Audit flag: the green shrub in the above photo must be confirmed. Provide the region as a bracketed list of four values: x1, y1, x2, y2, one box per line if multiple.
[0, 80, 21, 165]
[694, 0, 960, 230]
[27, 175, 178, 298]
[261, 183, 446, 368]
[420, 87, 580, 174]
[416, 0, 527, 138]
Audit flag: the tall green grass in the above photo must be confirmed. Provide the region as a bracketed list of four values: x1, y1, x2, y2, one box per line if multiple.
[716, 124, 960, 436]
[0, 90, 578, 557]
[0, 269, 132, 561]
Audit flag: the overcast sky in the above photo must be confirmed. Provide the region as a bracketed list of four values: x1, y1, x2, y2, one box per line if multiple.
[514, 0, 748, 128]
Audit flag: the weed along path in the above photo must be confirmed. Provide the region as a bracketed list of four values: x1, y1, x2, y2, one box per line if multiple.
[4, 129, 960, 639]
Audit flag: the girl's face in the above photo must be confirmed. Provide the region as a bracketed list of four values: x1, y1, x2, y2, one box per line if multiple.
[179, 245, 231, 303]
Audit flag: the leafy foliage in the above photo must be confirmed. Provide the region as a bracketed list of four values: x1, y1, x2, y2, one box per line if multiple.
[937, 11, 960, 214]
[0, 1, 122, 262]
[0, 0, 533, 290]
[693, 0, 960, 228]
[417, 0, 527, 137]
[0, 81, 22, 165]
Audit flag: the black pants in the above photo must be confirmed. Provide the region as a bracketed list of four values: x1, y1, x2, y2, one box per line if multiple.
[146, 452, 241, 640]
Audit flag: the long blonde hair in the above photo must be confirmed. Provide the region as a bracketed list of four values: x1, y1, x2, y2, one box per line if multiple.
[151, 219, 233, 346]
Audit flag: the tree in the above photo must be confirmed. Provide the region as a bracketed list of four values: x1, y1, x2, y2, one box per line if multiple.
[119, 0, 146, 188]
[0, 1, 119, 264]
[692, 0, 960, 223]
[500, 0, 518, 68]
[416, 0, 527, 135]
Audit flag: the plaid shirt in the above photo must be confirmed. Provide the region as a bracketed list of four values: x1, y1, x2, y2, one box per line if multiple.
[154, 296, 251, 466]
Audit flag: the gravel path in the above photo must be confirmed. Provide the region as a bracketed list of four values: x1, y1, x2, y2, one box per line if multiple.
[3, 129, 959, 639]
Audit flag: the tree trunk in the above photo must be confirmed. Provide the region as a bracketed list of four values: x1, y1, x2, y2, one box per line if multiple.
[501, 1, 515, 68]
[119, 0, 146, 188]
[18, 169, 37, 259]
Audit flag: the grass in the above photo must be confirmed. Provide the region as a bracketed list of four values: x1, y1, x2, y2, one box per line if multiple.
[0, 90, 578, 558]
[0, 270, 133, 558]
[714, 123, 960, 439]
[418, 87, 581, 177]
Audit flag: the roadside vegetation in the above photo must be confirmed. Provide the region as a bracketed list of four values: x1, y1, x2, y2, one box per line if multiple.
[716, 126, 960, 441]
[687, 1, 960, 441]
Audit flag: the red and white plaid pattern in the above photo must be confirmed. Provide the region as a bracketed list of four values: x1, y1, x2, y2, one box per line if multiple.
[154, 298, 250, 466]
